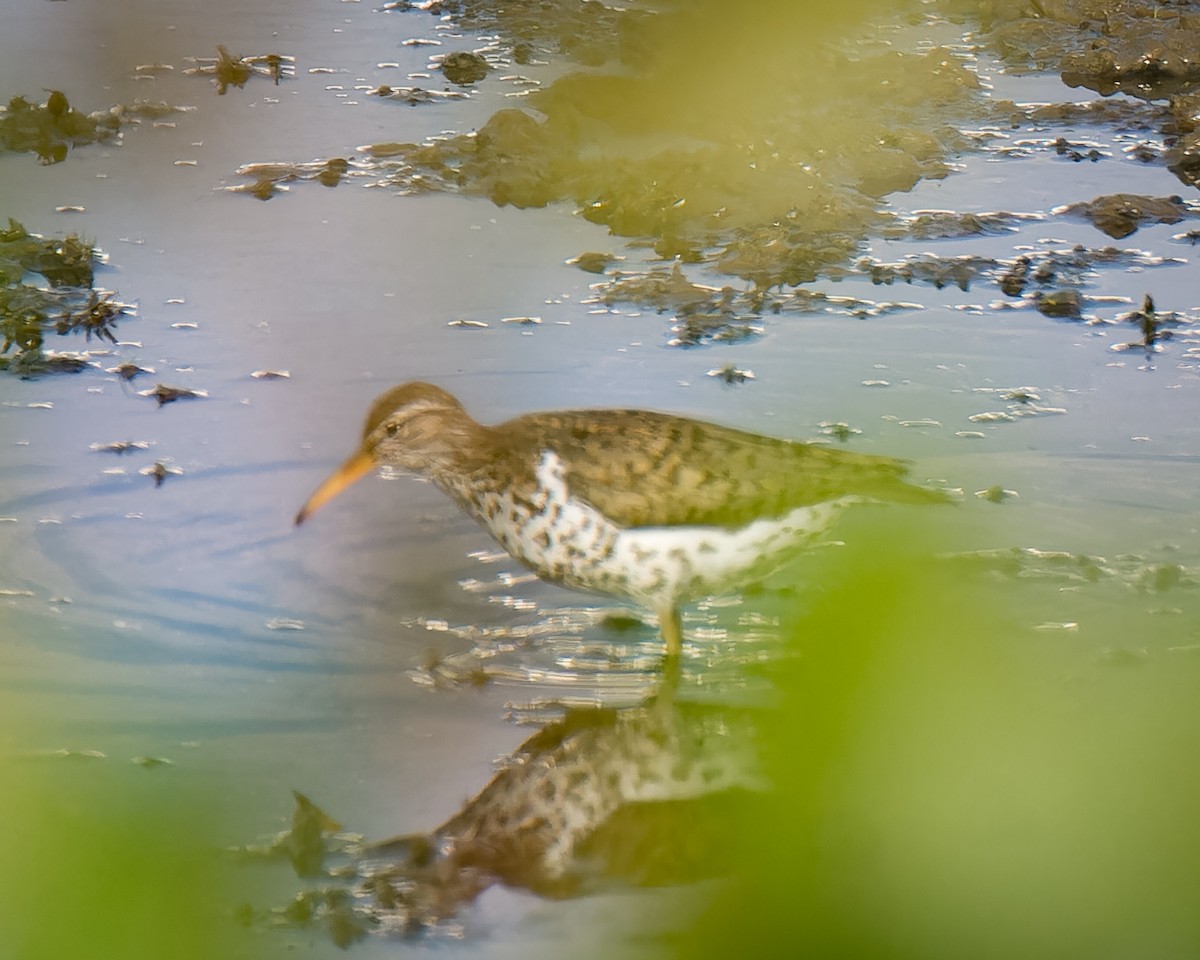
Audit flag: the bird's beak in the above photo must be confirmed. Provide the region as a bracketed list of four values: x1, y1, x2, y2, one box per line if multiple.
[294, 448, 376, 526]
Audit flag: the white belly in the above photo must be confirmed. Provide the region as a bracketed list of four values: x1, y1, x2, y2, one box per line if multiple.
[608, 499, 848, 606]
[457, 450, 851, 609]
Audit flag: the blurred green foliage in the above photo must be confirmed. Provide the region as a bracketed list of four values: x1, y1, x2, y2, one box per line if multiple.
[0, 710, 283, 960]
[679, 513, 1200, 959]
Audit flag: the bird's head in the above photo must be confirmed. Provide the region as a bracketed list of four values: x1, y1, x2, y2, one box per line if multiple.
[294, 382, 474, 526]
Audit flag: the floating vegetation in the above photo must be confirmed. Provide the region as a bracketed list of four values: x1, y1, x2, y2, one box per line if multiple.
[265, 617, 306, 630]
[250, 6, 980, 263]
[998, 257, 1030, 297]
[37, 351, 93, 373]
[106, 361, 154, 380]
[959, 1, 1200, 192]
[0, 217, 95, 287]
[975, 485, 1019, 504]
[37, 747, 107, 760]
[706, 364, 755, 384]
[367, 84, 469, 105]
[139, 461, 183, 487]
[216, 0, 1199, 374]
[0, 91, 118, 163]
[881, 209, 1035, 241]
[1053, 193, 1197, 240]
[0, 91, 190, 163]
[89, 440, 151, 454]
[950, 545, 1199, 597]
[226, 158, 354, 200]
[116, 99, 198, 122]
[669, 312, 762, 348]
[967, 384, 1067, 426]
[1016, 97, 1171, 132]
[184, 46, 294, 94]
[1033, 289, 1082, 319]
[566, 251, 621, 274]
[596, 262, 727, 316]
[950, 0, 1200, 92]
[138, 383, 208, 406]
[1110, 293, 1187, 353]
[819, 422, 861, 443]
[586, 238, 1191, 354]
[131, 755, 175, 768]
[382, 0, 630, 68]
[858, 253, 997, 292]
[0, 219, 134, 376]
[138, 458, 182, 487]
[860, 242, 1184, 297]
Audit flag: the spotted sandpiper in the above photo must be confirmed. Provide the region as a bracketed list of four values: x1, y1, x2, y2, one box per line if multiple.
[295, 382, 946, 657]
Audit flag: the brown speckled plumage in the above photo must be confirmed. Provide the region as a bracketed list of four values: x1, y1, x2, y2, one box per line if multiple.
[299, 382, 947, 656]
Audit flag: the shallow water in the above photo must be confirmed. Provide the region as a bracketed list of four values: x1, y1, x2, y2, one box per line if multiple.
[2, 1, 1200, 957]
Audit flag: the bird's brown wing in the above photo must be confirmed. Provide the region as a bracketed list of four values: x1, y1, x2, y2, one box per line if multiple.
[501, 409, 942, 530]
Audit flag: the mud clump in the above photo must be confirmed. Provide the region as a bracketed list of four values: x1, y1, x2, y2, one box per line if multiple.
[1034, 290, 1082, 320]
[439, 50, 490, 85]
[960, 1, 1200, 195]
[1055, 193, 1195, 240]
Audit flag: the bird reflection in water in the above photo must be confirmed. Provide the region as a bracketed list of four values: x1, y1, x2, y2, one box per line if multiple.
[251, 679, 766, 945]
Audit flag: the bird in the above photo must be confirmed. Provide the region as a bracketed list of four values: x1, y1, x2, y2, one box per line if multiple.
[295, 382, 947, 658]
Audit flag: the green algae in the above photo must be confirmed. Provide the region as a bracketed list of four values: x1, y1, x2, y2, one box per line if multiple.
[232, 0, 1200, 327]
[0, 91, 119, 164]
[0, 219, 131, 376]
[364, 40, 978, 269]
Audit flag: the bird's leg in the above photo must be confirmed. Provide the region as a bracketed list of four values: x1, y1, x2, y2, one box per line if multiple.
[652, 605, 684, 700]
[659, 604, 683, 660]
[656, 644, 682, 703]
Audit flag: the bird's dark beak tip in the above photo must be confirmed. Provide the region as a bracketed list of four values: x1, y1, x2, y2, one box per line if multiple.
[293, 510, 307, 527]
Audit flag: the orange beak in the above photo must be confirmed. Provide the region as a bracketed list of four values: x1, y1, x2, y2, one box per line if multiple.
[294, 448, 376, 526]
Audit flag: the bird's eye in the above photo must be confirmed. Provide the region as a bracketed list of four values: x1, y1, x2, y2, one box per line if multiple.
[386, 422, 399, 437]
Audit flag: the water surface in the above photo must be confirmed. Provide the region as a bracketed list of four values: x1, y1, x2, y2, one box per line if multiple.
[2, 2, 1199, 957]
